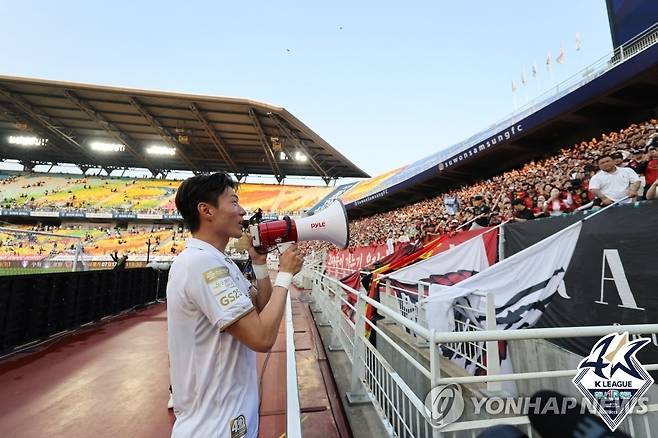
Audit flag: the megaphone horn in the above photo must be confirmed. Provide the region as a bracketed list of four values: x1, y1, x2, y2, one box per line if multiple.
[249, 200, 349, 250]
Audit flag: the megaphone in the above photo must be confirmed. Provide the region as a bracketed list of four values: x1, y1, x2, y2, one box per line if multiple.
[247, 200, 349, 251]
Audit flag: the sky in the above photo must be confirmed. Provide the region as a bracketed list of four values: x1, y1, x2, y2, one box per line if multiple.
[0, 0, 614, 184]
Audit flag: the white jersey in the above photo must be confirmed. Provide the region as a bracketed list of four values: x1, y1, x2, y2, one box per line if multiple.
[167, 237, 258, 438]
[588, 167, 640, 203]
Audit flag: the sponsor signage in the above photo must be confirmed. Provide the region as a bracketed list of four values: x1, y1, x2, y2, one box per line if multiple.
[60, 211, 86, 218]
[136, 213, 163, 220]
[309, 182, 358, 213]
[112, 212, 137, 219]
[438, 124, 523, 170]
[85, 212, 113, 219]
[1, 209, 30, 216]
[30, 211, 60, 218]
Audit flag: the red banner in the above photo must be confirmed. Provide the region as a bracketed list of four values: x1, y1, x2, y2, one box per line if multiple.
[326, 244, 389, 278]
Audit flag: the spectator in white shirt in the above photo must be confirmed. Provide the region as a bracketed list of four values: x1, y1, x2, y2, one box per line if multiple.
[588, 154, 641, 205]
[386, 233, 395, 255]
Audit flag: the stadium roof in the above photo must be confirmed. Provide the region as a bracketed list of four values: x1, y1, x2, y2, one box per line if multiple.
[0, 75, 369, 182]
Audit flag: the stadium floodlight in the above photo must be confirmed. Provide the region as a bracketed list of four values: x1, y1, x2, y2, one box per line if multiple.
[90, 141, 125, 152]
[8, 135, 48, 147]
[146, 145, 176, 156]
[294, 151, 307, 162]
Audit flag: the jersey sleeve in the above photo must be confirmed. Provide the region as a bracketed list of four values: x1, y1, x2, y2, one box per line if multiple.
[187, 258, 255, 331]
[588, 174, 601, 190]
[626, 167, 641, 183]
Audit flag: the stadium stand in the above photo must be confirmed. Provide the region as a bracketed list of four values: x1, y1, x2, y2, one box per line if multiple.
[0, 224, 188, 258]
[301, 118, 658, 253]
[3, 118, 656, 263]
[6, 115, 654, 263]
[0, 173, 332, 216]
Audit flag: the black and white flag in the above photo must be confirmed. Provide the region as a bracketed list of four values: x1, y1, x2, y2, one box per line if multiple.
[423, 222, 582, 333]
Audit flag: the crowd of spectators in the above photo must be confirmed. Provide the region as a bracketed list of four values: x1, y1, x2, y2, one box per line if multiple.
[0, 223, 191, 259]
[0, 172, 321, 217]
[2, 120, 657, 260]
[300, 119, 658, 255]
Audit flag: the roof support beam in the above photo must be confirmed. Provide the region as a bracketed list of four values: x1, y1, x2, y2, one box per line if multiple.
[64, 99, 153, 175]
[0, 88, 95, 162]
[189, 103, 242, 175]
[0, 103, 79, 161]
[267, 113, 332, 184]
[248, 108, 284, 183]
[128, 96, 200, 171]
[63, 90, 155, 173]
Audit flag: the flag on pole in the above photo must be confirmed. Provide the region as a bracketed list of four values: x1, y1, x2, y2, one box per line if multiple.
[362, 227, 497, 339]
[556, 44, 565, 64]
[389, 232, 492, 285]
[521, 70, 527, 85]
[546, 51, 552, 71]
[531, 62, 538, 78]
[383, 229, 496, 332]
[575, 32, 582, 51]
[388, 230, 511, 392]
[423, 221, 582, 333]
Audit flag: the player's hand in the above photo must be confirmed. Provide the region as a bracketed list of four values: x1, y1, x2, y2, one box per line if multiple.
[278, 244, 303, 275]
[245, 231, 267, 266]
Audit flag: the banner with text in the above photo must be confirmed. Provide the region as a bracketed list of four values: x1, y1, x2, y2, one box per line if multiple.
[503, 201, 658, 367]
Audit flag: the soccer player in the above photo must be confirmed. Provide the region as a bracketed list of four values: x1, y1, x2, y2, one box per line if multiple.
[167, 172, 303, 438]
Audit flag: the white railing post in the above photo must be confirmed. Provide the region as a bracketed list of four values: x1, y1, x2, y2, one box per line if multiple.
[285, 293, 302, 437]
[485, 292, 502, 392]
[316, 274, 332, 326]
[415, 283, 429, 348]
[328, 282, 345, 351]
[381, 279, 396, 325]
[429, 329, 443, 438]
[311, 274, 324, 314]
[346, 291, 371, 405]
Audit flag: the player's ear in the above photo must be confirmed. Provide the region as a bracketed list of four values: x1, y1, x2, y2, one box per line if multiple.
[197, 202, 213, 221]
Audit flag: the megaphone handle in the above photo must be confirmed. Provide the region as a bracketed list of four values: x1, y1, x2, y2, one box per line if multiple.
[281, 216, 292, 240]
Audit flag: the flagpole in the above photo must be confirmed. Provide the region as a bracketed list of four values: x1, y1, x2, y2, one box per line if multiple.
[580, 196, 629, 222]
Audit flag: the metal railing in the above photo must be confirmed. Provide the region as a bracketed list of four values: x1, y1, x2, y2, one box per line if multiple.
[285, 291, 303, 437]
[379, 279, 501, 392]
[305, 264, 658, 437]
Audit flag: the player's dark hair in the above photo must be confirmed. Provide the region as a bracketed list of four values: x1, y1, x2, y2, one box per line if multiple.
[175, 172, 237, 232]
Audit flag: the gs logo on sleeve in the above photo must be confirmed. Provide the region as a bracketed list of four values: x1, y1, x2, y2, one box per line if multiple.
[229, 414, 247, 438]
[203, 267, 244, 310]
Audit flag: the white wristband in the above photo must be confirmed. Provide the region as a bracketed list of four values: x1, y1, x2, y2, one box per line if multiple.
[252, 263, 269, 280]
[274, 272, 294, 290]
